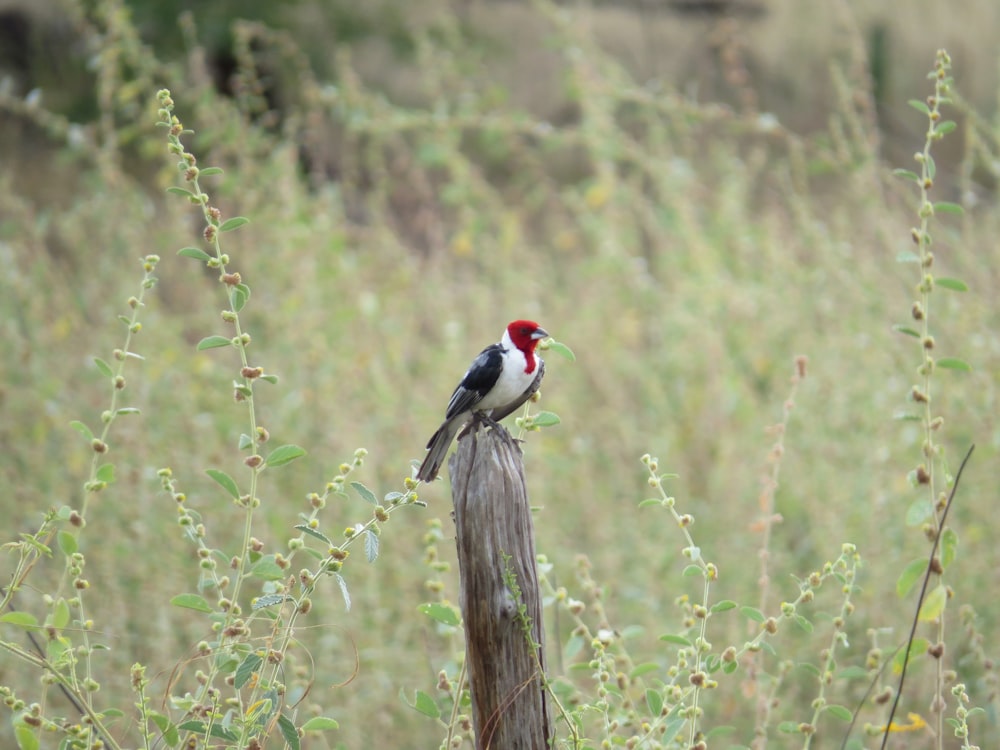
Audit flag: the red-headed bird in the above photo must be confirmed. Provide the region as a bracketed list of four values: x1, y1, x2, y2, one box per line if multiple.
[416, 320, 549, 482]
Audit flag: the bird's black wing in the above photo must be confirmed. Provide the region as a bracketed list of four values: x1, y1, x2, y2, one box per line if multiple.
[444, 343, 505, 419]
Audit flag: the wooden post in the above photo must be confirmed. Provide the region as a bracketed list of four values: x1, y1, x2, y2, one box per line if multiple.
[450, 424, 552, 750]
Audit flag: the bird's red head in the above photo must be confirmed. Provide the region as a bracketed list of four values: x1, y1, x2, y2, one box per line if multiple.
[506, 319, 549, 354]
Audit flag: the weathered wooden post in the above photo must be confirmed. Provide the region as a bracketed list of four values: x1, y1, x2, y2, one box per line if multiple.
[450, 424, 552, 750]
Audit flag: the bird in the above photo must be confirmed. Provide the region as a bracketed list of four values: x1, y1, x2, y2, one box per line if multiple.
[416, 320, 549, 482]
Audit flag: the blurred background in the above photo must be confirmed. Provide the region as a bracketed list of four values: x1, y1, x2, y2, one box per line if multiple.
[1, 0, 999, 747]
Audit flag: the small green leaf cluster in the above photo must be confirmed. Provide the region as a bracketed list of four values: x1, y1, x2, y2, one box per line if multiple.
[0, 252, 162, 750]
[99, 90, 425, 750]
[886, 49, 975, 749]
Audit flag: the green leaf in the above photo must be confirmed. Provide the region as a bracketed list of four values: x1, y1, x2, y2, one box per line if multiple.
[176, 721, 237, 741]
[564, 634, 585, 660]
[250, 556, 285, 581]
[892, 169, 920, 182]
[335, 572, 351, 611]
[196, 335, 233, 351]
[177, 247, 212, 262]
[919, 583, 947, 621]
[926, 153, 936, 179]
[934, 201, 964, 215]
[892, 324, 921, 338]
[278, 714, 300, 750]
[710, 600, 737, 614]
[531, 411, 561, 427]
[905, 495, 933, 525]
[936, 357, 971, 372]
[661, 713, 687, 742]
[418, 602, 461, 627]
[232, 283, 250, 312]
[70, 421, 94, 442]
[935, 276, 968, 291]
[704, 725, 737, 740]
[116, 407, 141, 416]
[658, 634, 693, 646]
[0, 611, 39, 629]
[206, 469, 240, 499]
[837, 666, 869, 680]
[681, 564, 703, 577]
[794, 614, 813, 633]
[907, 99, 931, 115]
[895, 250, 920, 263]
[238, 433, 253, 450]
[545, 340, 576, 361]
[896, 558, 926, 598]
[94, 357, 114, 378]
[57, 531, 77, 556]
[170, 593, 213, 613]
[402, 689, 440, 719]
[934, 120, 957, 135]
[295, 524, 332, 544]
[892, 638, 928, 673]
[265, 444, 306, 468]
[17, 531, 51, 557]
[741, 606, 765, 623]
[166, 186, 196, 199]
[301, 716, 340, 731]
[798, 663, 821, 678]
[199, 167, 224, 177]
[940, 527, 958, 569]
[893, 410, 921, 422]
[234, 652, 263, 689]
[252, 594, 291, 610]
[46, 635, 70, 665]
[260, 373, 279, 384]
[351, 481, 377, 505]
[149, 711, 180, 748]
[215, 654, 241, 675]
[645, 688, 663, 717]
[638, 498, 662, 509]
[96, 463, 115, 483]
[364, 529, 379, 563]
[825, 704, 853, 721]
[219, 216, 250, 233]
[13, 723, 40, 750]
[629, 662, 660, 679]
[51, 598, 70, 630]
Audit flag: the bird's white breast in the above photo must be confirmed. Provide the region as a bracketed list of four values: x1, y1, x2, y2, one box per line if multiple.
[478, 347, 539, 411]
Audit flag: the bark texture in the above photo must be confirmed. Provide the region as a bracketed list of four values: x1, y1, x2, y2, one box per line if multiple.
[450, 425, 551, 750]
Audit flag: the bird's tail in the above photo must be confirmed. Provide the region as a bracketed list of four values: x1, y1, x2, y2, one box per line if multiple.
[416, 419, 462, 482]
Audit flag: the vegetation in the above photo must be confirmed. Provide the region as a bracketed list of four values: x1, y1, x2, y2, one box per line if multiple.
[0, 1, 998, 748]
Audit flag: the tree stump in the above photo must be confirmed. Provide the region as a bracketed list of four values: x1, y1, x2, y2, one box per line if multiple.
[450, 424, 552, 750]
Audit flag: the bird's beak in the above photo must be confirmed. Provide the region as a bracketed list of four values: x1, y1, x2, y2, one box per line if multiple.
[531, 327, 549, 340]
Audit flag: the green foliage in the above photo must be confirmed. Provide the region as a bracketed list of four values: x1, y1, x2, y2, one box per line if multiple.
[0, 2, 998, 749]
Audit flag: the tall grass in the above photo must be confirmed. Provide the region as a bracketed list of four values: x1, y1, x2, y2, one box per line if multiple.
[0, 0, 998, 748]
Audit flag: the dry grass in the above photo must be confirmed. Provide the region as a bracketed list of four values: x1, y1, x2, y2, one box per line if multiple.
[0, 2, 999, 748]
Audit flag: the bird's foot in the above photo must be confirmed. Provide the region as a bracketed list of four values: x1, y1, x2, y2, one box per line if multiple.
[458, 412, 503, 440]
[477, 412, 502, 431]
